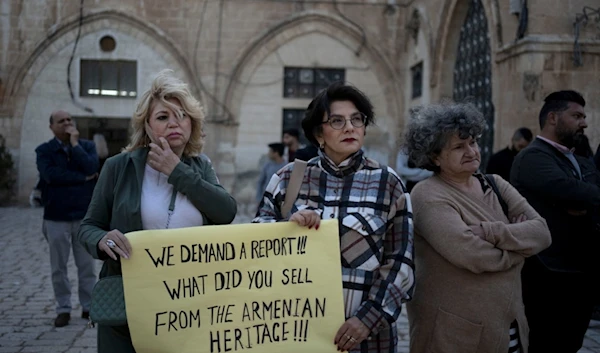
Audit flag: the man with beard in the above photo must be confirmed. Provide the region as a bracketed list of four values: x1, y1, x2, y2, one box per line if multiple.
[511, 90, 600, 353]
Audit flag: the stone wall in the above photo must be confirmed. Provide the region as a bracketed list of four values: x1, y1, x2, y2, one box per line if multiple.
[1, 0, 599, 210]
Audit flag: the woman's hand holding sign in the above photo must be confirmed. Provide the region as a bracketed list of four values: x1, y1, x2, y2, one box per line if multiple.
[289, 210, 321, 230]
[334, 317, 370, 351]
[98, 229, 132, 260]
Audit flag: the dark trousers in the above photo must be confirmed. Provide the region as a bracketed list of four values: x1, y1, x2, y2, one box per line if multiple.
[522, 257, 594, 353]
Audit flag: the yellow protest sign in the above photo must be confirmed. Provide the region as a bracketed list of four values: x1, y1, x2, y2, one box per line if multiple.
[121, 220, 345, 353]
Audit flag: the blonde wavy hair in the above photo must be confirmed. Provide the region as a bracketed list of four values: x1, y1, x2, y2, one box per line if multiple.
[125, 69, 205, 157]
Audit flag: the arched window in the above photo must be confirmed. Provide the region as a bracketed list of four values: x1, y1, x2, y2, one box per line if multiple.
[453, 0, 494, 168]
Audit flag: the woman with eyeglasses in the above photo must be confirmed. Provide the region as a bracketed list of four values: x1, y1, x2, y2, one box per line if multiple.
[254, 82, 415, 353]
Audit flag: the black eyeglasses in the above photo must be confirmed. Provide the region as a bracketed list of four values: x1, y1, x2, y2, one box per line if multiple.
[322, 112, 366, 130]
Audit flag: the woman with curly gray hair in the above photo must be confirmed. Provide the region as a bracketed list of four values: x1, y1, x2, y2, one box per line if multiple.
[404, 102, 551, 353]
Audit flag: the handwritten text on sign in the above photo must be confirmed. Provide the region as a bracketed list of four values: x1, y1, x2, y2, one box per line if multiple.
[121, 220, 345, 353]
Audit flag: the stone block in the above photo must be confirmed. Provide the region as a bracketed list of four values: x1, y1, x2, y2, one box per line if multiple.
[0, 327, 16, 334]
[0, 339, 23, 347]
[20, 346, 71, 352]
[0, 348, 24, 353]
[71, 337, 97, 347]
[38, 331, 79, 341]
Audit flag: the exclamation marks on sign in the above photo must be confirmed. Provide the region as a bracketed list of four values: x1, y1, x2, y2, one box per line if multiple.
[296, 236, 307, 255]
[294, 320, 309, 342]
[303, 319, 308, 342]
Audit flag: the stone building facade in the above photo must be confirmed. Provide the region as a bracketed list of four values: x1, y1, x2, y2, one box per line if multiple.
[0, 0, 599, 216]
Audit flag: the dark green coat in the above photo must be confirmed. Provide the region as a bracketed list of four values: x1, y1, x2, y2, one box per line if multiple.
[78, 147, 238, 279]
[79, 148, 237, 352]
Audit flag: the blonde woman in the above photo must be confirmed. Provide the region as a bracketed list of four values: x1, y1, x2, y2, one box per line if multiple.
[78, 69, 237, 352]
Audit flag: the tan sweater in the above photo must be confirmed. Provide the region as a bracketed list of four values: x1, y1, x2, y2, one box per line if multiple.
[407, 174, 551, 353]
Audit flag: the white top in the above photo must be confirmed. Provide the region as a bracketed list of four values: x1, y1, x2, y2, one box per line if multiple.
[141, 164, 204, 230]
[395, 150, 433, 183]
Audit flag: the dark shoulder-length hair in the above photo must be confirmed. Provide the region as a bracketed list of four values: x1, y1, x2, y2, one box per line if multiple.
[301, 82, 374, 146]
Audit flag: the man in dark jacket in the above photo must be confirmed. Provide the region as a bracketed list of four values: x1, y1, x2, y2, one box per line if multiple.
[282, 127, 302, 163]
[486, 127, 533, 182]
[511, 91, 600, 353]
[294, 144, 319, 161]
[35, 110, 99, 327]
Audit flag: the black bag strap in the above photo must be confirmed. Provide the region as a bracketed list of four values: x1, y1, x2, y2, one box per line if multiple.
[484, 174, 509, 218]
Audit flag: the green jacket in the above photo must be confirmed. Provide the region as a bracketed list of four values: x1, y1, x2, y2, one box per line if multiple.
[78, 148, 237, 278]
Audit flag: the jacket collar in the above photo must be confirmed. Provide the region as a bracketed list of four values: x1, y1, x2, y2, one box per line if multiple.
[130, 148, 150, 186]
[130, 146, 196, 162]
[49, 137, 68, 151]
[536, 135, 574, 154]
[533, 138, 574, 159]
[126, 147, 208, 226]
[130, 147, 149, 162]
[532, 138, 582, 178]
[318, 149, 365, 177]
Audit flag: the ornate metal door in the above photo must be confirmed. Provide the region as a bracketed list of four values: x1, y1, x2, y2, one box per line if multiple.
[453, 0, 495, 169]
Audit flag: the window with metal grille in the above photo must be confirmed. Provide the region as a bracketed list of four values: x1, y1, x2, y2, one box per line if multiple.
[453, 0, 494, 169]
[411, 62, 423, 99]
[283, 67, 345, 98]
[80, 60, 137, 98]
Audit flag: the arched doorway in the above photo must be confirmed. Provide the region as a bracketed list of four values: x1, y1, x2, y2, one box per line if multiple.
[452, 0, 495, 168]
[221, 13, 403, 217]
[15, 12, 194, 202]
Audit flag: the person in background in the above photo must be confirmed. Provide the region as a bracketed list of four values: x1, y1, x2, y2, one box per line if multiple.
[572, 134, 600, 322]
[294, 143, 319, 161]
[256, 142, 286, 203]
[199, 131, 212, 163]
[282, 127, 301, 162]
[573, 134, 594, 162]
[511, 90, 600, 353]
[35, 110, 99, 327]
[593, 143, 600, 172]
[255, 82, 415, 353]
[404, 101, 551, 353]
[78, 70, 237, 352]
[29, 176, 44, 208]
[395, 149, 433, 192]
[486, 127, 533, 182]
[93, 133, 109, 172]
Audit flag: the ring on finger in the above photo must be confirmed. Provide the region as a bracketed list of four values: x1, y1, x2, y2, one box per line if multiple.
[106, 239, 116, 249]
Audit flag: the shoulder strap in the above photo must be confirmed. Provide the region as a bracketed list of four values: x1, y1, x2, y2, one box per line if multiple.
[281, 159, 308, 217]
[484, 174, 509, 218]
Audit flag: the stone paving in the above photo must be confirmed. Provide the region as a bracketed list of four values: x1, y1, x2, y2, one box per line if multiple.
[0, 206, 599, 353]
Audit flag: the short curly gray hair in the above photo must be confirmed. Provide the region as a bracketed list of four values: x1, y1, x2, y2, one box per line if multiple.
[402, 101, 486, 172]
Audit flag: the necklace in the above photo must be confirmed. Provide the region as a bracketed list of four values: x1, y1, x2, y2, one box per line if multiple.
[153, 168, 177, 229]
[165, 188, 177, 229]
